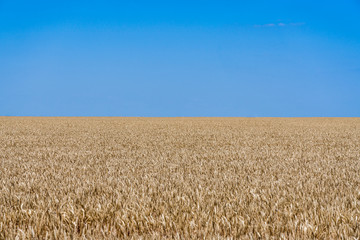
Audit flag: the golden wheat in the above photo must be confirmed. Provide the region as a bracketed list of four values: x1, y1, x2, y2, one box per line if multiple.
[0, 117, 359, 239]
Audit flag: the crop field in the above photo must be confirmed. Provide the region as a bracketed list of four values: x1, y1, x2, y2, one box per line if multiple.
[0, 117, 359, 239]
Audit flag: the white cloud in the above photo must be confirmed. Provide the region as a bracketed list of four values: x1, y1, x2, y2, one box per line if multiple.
[254, 22, 305, 28]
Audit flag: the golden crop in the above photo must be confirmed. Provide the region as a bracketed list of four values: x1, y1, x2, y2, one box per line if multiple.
[0, 117, 359, 239]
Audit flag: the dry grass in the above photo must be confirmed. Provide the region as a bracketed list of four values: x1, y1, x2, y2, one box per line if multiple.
[0, 117, 359, 239]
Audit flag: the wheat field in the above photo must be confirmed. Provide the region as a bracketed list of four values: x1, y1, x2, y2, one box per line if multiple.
[0, 117, 359, 239]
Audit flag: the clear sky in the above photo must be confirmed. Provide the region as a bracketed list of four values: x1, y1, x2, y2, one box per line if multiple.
[1, 0, 360, 117]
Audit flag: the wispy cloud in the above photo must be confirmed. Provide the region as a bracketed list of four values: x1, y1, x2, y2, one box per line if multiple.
[254, 22, 305, 28]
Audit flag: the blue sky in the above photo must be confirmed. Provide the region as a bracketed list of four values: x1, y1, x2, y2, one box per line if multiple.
[1, 0, 360, 116]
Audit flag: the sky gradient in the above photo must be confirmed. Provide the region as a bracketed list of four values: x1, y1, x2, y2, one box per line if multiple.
[1, 0, 360, 116]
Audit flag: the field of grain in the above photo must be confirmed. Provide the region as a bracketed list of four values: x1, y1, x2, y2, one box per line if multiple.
[0, 117, 359, 239]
